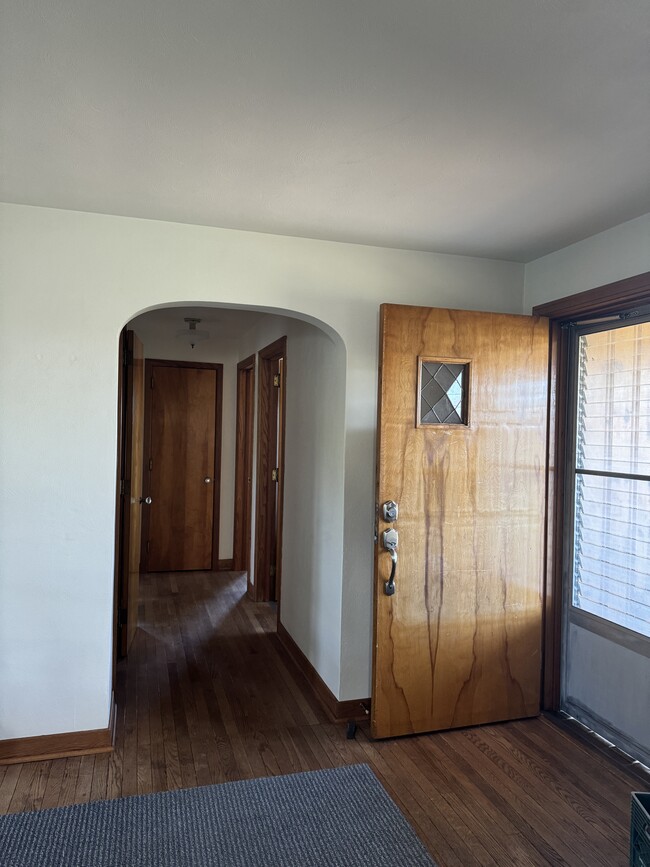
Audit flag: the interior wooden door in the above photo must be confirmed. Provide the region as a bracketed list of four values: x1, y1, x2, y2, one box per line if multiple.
[145, 363, 220, 571]
[119, 330, 145, 655]
[372, 304, 549, 739]
[254, 337, 286, 602]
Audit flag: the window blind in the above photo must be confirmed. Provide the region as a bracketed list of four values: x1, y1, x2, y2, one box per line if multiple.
[572, 321, 650, 637]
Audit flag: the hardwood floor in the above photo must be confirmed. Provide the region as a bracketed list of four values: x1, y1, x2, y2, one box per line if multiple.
[1, 570, 646, 866]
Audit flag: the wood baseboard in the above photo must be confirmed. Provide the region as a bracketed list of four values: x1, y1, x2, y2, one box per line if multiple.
[0, 697, 117, 766]
[217, 558, 235, 571]
[276, 622, 370, 723]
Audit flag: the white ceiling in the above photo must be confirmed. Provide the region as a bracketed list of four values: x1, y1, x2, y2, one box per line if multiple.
[1, 0, 649, 262]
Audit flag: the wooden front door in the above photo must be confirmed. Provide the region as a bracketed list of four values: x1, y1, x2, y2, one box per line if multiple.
[372, 305, 549, 739]
[144, 361, 222, 571]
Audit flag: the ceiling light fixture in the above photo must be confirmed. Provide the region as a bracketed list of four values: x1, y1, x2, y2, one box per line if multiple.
[176, 317, 210, 349]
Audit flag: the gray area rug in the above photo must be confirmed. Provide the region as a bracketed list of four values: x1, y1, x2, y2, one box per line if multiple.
[0, 763, 436, 866]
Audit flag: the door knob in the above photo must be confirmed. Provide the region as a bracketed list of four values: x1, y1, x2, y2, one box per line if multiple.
[139, 496, 152, 505]
[204, 477, 212, 484]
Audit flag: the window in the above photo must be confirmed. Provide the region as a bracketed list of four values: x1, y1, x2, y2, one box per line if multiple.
[568, 319, 650, 638]
[418, 359, 470, 426]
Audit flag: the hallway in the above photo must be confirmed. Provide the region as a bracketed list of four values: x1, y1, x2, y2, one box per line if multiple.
[1, 571, 646, 866]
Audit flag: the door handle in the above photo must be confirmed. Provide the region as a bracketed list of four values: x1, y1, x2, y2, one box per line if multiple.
[382, 528, 398, 596]
[139, 496, 152, 505]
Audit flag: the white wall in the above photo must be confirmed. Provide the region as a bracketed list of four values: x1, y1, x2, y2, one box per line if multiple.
[0, 202, 524, 738]
[236, 315, 347, 694]
[524, 212, 650, 764]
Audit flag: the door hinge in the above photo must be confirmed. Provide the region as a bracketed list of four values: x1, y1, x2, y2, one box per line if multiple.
[117, 607, 128, 628]
[270, 564, 276, 578]
[273, 373, 281, 387]
[271, 467, 280, 482]
[149, 457, 153, 471]
[150, 375, 154, 389]
[146, 540, 151, 554]
[120, 478, 126, 497]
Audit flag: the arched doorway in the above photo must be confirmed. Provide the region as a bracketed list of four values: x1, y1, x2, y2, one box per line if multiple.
[112, 302, 347, 711]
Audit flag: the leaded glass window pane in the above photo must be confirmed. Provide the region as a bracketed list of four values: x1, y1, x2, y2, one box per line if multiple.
[419, 361, 468, 425]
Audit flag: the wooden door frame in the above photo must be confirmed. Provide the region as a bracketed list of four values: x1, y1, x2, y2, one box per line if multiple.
[233, 355, 256, 589]
[141, 358, 224, 572]
[112, 328, 128, 681]
[253, 337, 287, 603]
[533, 270, 650, 710]
[120, 331, 145, 655]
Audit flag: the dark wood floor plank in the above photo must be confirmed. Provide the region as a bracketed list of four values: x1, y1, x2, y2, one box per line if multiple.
[56, 757, 81, 808]
[2, 569, 645, 867]
[166, 661, 199, 789]
[468, 725, 624, 866]
[488, 722, 629, 851]
[154, 621, 183, 792]
[174, 636, 224, 784]
[440, 728, 602, 867]
[508, 718, 634, 818]
[120, 636, 140, 798]
[74, 755, 95, 804]
[7, 763, 37, 814]
[387, 738, 507, 867]
[420, 729, 572, 865]
[408, 734, 550, 867]
[135, 627, 154, 796]
[0, 764, 22, 814]
[292, 723, 335, 770]
[39, 757, 67, 811]
[23, 761, 51, 813]
[90, 753, 109, 802]
[284, 725, 324, 773]
[106, 698, 125, 801]
[210, 677, 257, 780]
[346, 728, 483, 867]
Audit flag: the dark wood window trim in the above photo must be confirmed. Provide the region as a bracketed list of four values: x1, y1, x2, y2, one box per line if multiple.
[533, 270, 650, 710]
[532, 271, 650, 321]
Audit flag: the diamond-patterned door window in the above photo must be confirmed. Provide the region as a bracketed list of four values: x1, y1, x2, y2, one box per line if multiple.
[419, 361, 469, 425]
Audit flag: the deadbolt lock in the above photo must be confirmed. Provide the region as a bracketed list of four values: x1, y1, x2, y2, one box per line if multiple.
[382, 500, 399, 522]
